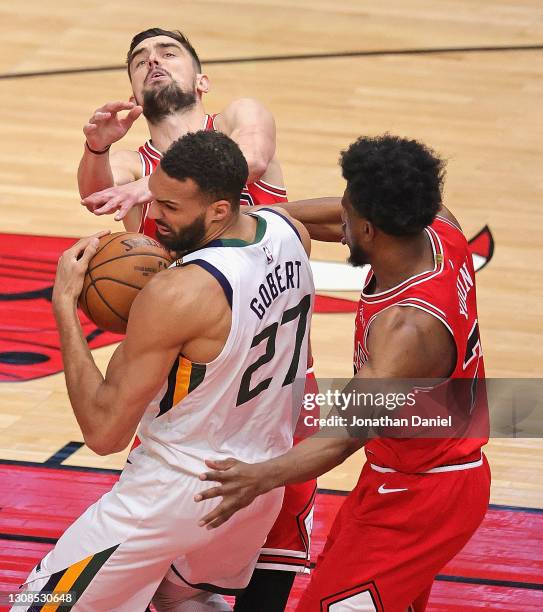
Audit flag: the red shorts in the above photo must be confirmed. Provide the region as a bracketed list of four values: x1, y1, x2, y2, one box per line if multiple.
[296, 453, 490, 611]
[257, 369, 319, 573]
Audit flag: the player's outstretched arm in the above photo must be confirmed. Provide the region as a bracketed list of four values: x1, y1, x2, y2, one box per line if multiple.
[196, 305, 456, 528]
[52, 253, 204, 455]
[281, 197, 343, 242]
[215, 98, 276, 183]
[80, 177, 153, 232]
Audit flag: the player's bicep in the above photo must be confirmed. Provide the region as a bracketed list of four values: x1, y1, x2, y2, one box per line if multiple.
[365, 307, 455, 379]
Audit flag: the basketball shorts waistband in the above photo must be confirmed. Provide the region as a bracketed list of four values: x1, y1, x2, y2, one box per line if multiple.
[370, 451, 483, 474]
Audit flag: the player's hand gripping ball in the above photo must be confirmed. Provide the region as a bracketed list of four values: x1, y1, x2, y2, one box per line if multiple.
[78, 232, 173, 333]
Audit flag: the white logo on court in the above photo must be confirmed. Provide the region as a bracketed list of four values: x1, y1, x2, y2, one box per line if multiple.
[378, 484, 408, 494]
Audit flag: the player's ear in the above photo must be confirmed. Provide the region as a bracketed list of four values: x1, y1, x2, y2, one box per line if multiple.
[196, 73, 210, 95]
[363, 220, 375, 242]
[209, 199, 231, 222]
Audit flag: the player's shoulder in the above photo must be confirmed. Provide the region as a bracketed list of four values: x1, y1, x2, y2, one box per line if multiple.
[214, 98, 272, 131]
[255, 207, 311, 255]
[433, 206, 463, 234]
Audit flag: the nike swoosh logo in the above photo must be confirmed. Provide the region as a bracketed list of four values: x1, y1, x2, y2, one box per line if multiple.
[378, 484, 408, 494]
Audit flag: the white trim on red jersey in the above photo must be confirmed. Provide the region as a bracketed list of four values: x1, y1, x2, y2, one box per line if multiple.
[370, 451, 483, 474]
[361, 226, 444, 304]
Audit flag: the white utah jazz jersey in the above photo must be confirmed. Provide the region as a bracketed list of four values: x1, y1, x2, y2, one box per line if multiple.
[137, 209, 315, 476]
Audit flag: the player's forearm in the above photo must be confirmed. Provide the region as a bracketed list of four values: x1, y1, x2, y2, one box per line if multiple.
[281, 198, 343, 242]
[263, 436, 362, 490]
[77, 146, 115, 199]
[52, 299, 111, 451]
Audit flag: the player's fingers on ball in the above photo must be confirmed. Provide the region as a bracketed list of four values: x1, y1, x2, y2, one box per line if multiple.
[72, 231, 106, 253]
[79, 239, 100, 264]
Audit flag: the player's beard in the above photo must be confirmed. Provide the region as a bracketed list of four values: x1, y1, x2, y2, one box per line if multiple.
[348, 243, 370, 267]
[155, 212, 207, 257]
[142, 80, 197, 124]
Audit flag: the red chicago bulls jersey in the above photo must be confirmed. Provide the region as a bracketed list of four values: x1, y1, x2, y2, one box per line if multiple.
[354, 215, 488, 473]
[137, 113, 287, 237]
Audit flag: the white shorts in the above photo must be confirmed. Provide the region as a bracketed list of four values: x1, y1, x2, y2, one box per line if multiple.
[17, 449, 283, 611]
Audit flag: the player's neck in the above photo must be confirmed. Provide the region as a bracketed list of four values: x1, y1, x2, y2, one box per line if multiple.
[201, 211, 256, 246]
[371, 231, 434, 293]
[147, 105, 207, 153]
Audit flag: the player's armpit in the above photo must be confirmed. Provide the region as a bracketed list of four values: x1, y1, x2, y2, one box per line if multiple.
[216, 98, 276, 182]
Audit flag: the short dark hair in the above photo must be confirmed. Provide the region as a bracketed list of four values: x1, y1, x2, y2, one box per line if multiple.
[126, 28, 202, 75]
[340, 135, 445, 235]
[160, 131, 248, 211]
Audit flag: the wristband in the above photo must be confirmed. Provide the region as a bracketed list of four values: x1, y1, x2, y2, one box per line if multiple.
[85, 141, 111, 155]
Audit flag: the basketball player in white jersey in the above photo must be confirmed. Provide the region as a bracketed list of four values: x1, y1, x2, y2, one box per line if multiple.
[78, 28, 285, 228]
[78, 29, 317, 611]
[17, 131, 314, 611]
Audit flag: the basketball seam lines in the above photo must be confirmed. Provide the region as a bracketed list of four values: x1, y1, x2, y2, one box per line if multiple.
[86, 267, 127, 325]
[88, 252, 172, 275]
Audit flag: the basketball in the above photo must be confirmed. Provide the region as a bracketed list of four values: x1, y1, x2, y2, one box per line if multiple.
[79, 232, 174, 334]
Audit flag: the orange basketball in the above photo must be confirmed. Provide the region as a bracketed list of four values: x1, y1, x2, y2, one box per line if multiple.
[79, 232, 174, 334]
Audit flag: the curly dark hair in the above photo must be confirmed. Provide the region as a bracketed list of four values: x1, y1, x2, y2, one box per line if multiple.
[340, 135, 446, 235]
[126, 28, 201, 75]
[160, 131, 248, 210]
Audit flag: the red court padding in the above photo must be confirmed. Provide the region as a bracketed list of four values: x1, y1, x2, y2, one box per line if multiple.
[0, 233, 124, 382]
[0, 464, 542, 610]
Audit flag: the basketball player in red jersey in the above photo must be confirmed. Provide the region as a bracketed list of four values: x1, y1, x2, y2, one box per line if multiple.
[78, 28, 287, 234]
[195, 135, 491, 611]
[77, 28, 314, 611]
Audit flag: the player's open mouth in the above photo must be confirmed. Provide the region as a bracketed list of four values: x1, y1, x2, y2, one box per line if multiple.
[146, 70, 169, 84]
